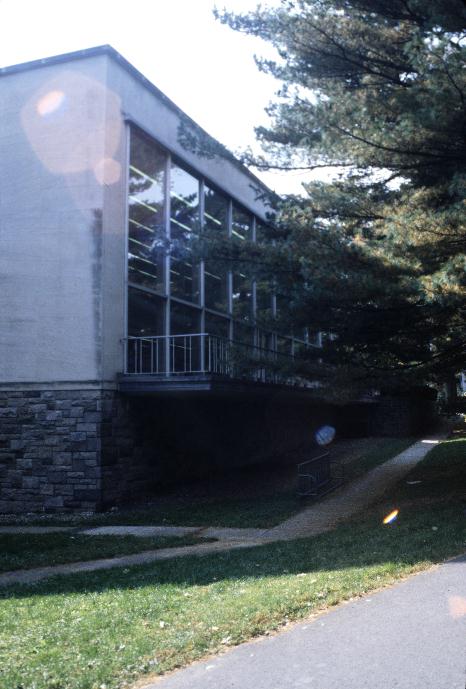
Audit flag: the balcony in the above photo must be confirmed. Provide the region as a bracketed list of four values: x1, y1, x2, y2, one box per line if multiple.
[119, 333, 319, 394]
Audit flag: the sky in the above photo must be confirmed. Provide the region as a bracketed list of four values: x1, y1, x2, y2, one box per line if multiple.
[0, 0, 318, 194]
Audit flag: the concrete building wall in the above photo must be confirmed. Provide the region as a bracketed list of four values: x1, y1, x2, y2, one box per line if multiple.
[0, 56, 110, 383]
[99, 63, 128, 382]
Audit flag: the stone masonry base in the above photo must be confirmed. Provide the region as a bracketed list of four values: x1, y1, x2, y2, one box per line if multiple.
[0, 386, 165, 514]
[0, 388, 109, 513]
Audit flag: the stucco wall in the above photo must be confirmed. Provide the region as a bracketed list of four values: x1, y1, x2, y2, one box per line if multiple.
[0, 56, 110, 383]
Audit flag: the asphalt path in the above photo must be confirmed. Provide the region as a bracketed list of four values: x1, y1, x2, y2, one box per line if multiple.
[147, 553, 466, 689]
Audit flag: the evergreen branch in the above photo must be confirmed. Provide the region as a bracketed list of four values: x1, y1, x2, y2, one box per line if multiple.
[442, 60, 466, 109]
[330, 124, 463, 160]
[248, 161, 354, 171]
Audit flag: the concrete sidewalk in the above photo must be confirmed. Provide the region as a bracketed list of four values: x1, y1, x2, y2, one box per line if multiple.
[145, 553, 466, 689]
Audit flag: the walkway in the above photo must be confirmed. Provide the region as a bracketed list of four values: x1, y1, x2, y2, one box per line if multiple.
[266, 437, 441, 539]
[144, 553, 466, 689]
[0, 437, 441, 587]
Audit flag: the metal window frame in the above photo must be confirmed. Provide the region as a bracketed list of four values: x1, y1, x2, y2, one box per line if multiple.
[123, 123, 131, 370]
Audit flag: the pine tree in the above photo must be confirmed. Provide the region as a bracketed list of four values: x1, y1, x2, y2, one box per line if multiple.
[215, 0, 466, 396]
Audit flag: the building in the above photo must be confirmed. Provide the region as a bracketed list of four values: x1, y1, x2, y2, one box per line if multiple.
[0, 46, 326, 513]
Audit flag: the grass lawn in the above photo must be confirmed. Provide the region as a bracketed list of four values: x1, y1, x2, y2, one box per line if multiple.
[0, 436, 465, 689]
[82, 494, 300, 529]
[0, 495, 300, 530]
[0, 437, 416, 530]
[343, 437, 415, 481]
[0, 533, 210, 573]
[387, 435, 466, 506]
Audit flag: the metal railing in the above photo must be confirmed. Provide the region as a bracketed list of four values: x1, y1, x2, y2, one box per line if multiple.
[123, 333, 308, 384]
[297, 451, 344, 498]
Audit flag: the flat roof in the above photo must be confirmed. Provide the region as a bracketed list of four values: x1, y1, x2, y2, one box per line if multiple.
[0, 44, 277, 207]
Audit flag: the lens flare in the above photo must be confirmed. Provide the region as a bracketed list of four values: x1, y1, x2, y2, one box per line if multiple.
[94, 158, 121, 185]
[448, 596, 466, 619]
[315, 425, 336, 446]
[383, 509, 399, 525]
[36, 90, 65, 116]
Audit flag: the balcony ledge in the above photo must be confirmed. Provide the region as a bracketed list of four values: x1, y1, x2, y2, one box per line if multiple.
[117, 373, 317, 397]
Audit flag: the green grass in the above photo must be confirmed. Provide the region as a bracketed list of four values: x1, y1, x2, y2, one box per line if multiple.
[344, 437, 415, 481]
[388, 435, 466, 506]
[1, 437, 465, 689]
[0, 496, 300, 529]
[84, 495, 301, 529]
[0, 533, 210, 573]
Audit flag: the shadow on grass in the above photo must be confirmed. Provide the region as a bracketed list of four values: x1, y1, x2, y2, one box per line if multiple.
[2, 500, 465, 601]
[0, 533, 210, 573]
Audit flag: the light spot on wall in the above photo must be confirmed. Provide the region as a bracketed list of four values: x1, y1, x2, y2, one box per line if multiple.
[36, 90, 66, 116]
[94, 157, 121, 185]
[21, 69, 122, 176]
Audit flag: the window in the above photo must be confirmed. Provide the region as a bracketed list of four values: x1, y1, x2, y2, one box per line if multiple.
[233, 322, 254, 346]
[170, 301, 201, 373]
[232, 270, 252, 322]
[170, 301, 200, 335]
[204, 185, 229, 312]
[257, 330, 272, 351]
[204, 312, 230, 374]
[231, 205, 252, 321]
[170, 164, 200, 303]
[205, 312, 229, 339]
[277, 335, 292, 357]
[255, 222, 269, 244]
[125, 128, 308, 383]
[232, 205, 252, 242]
[256, 281, 272, 320]
[127, 287, 166, 373]
[128, 131, 166, 293]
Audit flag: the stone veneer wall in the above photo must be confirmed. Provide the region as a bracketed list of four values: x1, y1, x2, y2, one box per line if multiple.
[0, 386, 160, 514]
[0, 388, 107, 513]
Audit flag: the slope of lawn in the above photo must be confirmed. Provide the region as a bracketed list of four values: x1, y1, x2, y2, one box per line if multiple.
[387, 435, 466, 506]
[1, 435, 465, 689]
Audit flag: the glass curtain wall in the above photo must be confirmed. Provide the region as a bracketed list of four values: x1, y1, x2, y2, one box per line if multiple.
[128, 132, 166, 293]
[204, 185, 229, 313]
[127, 287, 165, 374]
[127, 132, 167, 374]
[231, 205, 253, 344]
[170, 164, 200, 303]
[126, 126, 309, 377]
[255, 221, 273, 351]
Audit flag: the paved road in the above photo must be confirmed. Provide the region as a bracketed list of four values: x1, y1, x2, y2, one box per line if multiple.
[147, 554, 466, 689]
